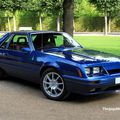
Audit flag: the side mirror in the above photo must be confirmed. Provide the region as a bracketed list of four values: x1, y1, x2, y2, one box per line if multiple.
[21, 47, 31, 53]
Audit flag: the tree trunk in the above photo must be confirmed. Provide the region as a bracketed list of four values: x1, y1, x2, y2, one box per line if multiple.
[38, 12, 42, 30]
[39, 16, 42, 30]
[73, 19, 75, 32]
[104, 15, 108, 35]
[13, 11, 16, 31]
[108, 17, 111, 33]
[8, 16, 11, 32]
[63, 0, 74, 36]
[57, 15, 60, 31]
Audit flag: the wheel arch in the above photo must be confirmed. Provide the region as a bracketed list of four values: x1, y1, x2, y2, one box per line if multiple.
[40, 65, 62, 78]
[39, 65, 70, 100]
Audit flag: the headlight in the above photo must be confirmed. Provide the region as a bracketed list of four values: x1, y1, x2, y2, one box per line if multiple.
[85, 66, 106, 77]
[93, 67, 100, 74]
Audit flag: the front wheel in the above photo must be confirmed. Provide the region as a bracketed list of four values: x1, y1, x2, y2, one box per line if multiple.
[40, 68, 70, 101]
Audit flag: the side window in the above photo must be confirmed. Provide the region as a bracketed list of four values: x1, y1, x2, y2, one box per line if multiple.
[42, 34, 56, 48]
[54, 34, 73, 47]
[8, 35, 29, 51]
[32, 35, 37, 42]
[32, 34, 42, 50]
[54, 35, 64, 47]
[0, 36, 11, 49]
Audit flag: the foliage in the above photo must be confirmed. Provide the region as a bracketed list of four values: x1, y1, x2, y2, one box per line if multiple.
[23, 0, 43, 12]
[18, 11, 39, 30]
[24, 0, 63, 16]
[0, 11, 6, 30]
[74, 16, 104, 32]
[74, 0, 99, 17]
[41, 0, 63, 16]
[89, 0, 120, 17]
[0, 0, 28, 12]
[10, 11, 59, 31]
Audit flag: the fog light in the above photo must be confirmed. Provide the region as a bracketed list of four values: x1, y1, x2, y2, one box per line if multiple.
[90, 88, 96, 92]
[91, 80, 100, 84]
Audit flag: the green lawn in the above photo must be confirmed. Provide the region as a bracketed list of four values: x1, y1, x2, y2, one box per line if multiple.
[74, 36, 120, 56]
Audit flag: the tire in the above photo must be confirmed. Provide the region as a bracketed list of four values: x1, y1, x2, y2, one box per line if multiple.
[40, 68, 70, 101]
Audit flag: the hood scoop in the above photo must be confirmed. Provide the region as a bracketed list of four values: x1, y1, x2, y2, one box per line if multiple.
[63, 50, 99, 63]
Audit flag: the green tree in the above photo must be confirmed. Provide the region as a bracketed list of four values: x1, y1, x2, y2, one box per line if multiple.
[23, 0, 45, 30]
[4, 11, 13, 31]
[42, 0, 74, 34]
[0, 0, 12, 31]
[89, 0, 120, 35]
[41, 0, 63, 31]
[0, 11, 6, 31]
[1, 0, 27, 31]
[74, 0, 99, 17]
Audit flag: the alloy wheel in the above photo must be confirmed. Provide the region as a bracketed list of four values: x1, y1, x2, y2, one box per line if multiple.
[43, 72, 64, 98]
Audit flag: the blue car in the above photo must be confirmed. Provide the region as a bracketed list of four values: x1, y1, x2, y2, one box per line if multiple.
[0, 31, 120, 100]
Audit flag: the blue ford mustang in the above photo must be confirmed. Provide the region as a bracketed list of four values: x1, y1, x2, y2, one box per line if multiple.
[0, 31, 120, 100]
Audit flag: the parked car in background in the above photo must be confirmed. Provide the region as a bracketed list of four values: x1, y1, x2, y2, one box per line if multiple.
[0, 31, 120, 100]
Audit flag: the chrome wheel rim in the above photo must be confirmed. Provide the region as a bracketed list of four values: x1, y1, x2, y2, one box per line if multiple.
[43, 72, 64, 98]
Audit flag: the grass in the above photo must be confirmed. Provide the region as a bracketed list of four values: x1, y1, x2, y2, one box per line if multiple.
[74, 36, 120, 56]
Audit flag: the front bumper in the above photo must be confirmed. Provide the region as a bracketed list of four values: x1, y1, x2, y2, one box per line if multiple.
[64, 75, 120, 95]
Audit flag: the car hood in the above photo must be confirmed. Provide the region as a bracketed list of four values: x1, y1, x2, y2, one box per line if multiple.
[45, 48, 120, 64]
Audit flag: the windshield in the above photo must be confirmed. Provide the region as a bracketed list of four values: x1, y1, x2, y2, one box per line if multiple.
[32, 32, 81, 50]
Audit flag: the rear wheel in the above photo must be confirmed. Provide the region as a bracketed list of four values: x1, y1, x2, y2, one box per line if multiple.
[40, 68, 70, 100]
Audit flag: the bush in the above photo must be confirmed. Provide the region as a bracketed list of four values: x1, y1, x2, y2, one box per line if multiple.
[74, 16, 104, 32]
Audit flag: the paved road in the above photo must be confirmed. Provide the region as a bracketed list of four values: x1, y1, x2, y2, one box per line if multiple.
[0, 78, 120, 120]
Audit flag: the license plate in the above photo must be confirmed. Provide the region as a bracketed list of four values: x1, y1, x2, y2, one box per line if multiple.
[115, 78, 120, 84]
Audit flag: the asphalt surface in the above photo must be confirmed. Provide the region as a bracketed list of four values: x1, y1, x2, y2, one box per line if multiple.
[0, 78, 120, 120]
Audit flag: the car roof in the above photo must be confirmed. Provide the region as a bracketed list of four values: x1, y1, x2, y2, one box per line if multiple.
[0, 31, 64, 44]
[10, 31, 64, 35]
[0, 31, 65, 43]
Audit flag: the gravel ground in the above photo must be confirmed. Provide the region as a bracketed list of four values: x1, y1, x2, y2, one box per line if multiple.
[0, 78, 120, 120]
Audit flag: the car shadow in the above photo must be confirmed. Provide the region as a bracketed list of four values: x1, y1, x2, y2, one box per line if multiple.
[1, 77, 119, 103]
[65, 93, 119, 103]
[3, 76, 40, 90]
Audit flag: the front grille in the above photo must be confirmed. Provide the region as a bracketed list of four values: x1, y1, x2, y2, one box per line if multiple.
[107, 69, 120, 75]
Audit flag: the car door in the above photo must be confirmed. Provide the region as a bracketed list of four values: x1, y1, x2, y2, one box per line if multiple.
[0, 34, 14, 72]
[2, 33, 41, 83]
